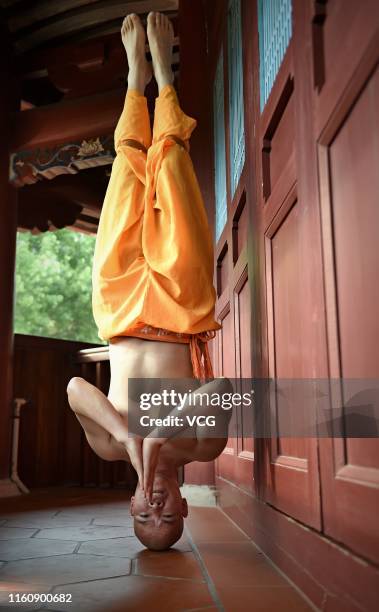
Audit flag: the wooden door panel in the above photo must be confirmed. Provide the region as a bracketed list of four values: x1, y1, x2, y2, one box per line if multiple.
[314, 0, 379, 136]
[216, 298, 238, 483]
[235, 269, 251, 379]
[260, 54, 295, 206]
[220, 304, 235, 378]
[234, 264, 254, 489]
[271, 201, 303, 377]
[257, 6, 321, 529]
[264, 190, 321, 527]
[217, 245, 229, 296]
[329, 68, 379, 379]
[268, 92, 295, 192]
[318, 55, 379, 563]
[234, 196, 248, 260]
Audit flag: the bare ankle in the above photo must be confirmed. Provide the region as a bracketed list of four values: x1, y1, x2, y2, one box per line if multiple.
[156, 70, 174, 93]
[147, 12, 174, 93]
[122, 13, 152, 94]
[128, 71, 147, 95]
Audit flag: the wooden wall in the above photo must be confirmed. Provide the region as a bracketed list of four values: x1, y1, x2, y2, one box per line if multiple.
[202, 0, 379, 610]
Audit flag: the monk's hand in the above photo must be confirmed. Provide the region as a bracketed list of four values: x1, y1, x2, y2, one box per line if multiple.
[124, 435, 144, 490]
[142, 437, 167, 501]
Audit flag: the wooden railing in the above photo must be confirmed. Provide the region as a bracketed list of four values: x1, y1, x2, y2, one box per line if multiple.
[13, 334, 136, 490]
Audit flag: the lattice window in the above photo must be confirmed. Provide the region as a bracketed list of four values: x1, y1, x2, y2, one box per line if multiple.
[213, 50, 227, 242]
[228, 0, 245, 199]
[258, 0, 293, 112]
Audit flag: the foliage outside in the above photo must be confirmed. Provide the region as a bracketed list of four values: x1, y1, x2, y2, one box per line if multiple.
[14, 228, 105, 345]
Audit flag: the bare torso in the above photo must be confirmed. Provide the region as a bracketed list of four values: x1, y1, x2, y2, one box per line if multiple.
[106, 337, 227, 466]
[108, 336, 194, 409]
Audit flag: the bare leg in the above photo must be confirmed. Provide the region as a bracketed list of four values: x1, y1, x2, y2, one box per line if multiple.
[67, 377, 144, 484]
[92, 15, 153, 340]
[147, 12, 174, 93]
[121, 13, 152, 95]
[67, 377, 129, 460]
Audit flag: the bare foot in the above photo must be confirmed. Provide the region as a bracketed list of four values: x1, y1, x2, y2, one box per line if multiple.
[147, 11, 174, 92]
[121, 13, 152, 94]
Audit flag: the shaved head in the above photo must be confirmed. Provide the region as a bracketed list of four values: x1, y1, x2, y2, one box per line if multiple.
[134, 516, 184, 551]
[130, 471, 188, 551]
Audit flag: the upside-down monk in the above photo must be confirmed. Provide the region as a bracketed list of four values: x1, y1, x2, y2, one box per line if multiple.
[67, 11, 231, 551]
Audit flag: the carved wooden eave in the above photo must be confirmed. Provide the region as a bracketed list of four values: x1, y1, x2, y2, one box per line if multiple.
[10, 135, 115, 187]
[16, 166, 109, 235]
[2, 0, 180, 234]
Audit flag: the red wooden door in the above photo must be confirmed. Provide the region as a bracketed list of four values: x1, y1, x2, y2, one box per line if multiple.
[254, 0, 322, 529]
[209, 0, 379, 564]
[313, 0, 379, 565]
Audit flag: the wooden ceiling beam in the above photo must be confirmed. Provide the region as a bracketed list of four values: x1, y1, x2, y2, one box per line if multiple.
[80, 206, 101, 219]
[8, 0, 178, 32]
[8, 0, 102, 32]
[41, 175, 105, 210]
[11, 88, 125, 151]
[15, 17, 178, 55]
[17, 172, 106, 209]
[70, 220, 98, 234]
[57, 16, 178, 48]
[17, 171, 104, 234]
[13, 0, 178, 53]
[77, 213, 100, 224]
[17, 33, 121, 76]
[47, 48, 179, 96]
[18, 31, 179, 77]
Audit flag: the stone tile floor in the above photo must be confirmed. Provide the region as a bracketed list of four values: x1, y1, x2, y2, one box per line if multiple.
[0, 488, 315, 611]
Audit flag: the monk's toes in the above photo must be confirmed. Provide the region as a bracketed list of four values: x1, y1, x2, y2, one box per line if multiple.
[162, 13, 170, 30]
[123, 13, 140, 33]
[129, 13, 139, 26]
[147, 11, 173, 33]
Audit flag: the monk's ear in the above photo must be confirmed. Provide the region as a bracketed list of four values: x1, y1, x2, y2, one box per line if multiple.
[130, 496, 135, 516]
[181, 498, 188, 517]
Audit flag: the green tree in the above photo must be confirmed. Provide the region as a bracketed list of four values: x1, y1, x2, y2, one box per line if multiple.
[14, 228, 105, 344]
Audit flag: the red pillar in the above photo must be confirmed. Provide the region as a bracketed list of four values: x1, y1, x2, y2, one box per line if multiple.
[179, 0, 216, 487]
[0, 26, 19, 496]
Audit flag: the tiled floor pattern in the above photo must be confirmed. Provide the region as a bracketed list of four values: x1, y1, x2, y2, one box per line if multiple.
[0, 488, 314, 611]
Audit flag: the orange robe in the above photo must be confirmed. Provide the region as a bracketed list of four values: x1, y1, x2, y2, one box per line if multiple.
[92, 85, 221, 379]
